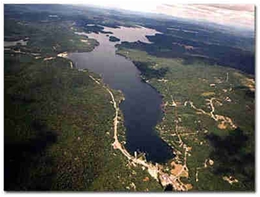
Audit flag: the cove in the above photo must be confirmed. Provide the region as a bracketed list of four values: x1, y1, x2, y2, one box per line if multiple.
[68, 26, 174, 163]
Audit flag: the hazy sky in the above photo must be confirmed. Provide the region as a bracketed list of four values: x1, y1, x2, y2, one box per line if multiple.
[82, 0, 254, 29]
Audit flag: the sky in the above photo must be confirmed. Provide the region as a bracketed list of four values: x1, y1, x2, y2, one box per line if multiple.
[81, 0, 255, 30]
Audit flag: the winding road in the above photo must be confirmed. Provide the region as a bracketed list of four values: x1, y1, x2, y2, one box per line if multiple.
[88, 74, 192, 191]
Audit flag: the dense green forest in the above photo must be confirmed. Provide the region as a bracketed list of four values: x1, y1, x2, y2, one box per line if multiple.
[4, 19, 99, 56]
[4, 4, 255, 191]
[118, 35, 254, 75]
[116, 48, 255, 191]
[5, 4, 255, 74]
[4, 5, 162, 191]
[4, 52, 161, 191]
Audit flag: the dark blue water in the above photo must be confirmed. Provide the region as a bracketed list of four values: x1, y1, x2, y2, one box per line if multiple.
[68, 28, 173, 163]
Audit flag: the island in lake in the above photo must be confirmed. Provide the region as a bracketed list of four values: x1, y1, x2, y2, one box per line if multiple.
[109, 36, 120, 42]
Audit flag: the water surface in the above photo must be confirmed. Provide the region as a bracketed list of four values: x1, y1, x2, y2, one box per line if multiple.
[4, 39, 28, 47]
[68, 26, 173, 163]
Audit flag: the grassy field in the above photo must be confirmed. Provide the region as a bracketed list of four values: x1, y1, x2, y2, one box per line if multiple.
[116, 48, 255, 191]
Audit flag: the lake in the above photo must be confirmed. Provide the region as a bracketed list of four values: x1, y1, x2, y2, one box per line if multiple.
[4, 39, 28, 47]
[68, 26, 174, 163]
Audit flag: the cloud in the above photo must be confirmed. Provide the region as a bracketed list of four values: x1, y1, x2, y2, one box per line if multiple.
[203, 4, 254, 12]
[155, 4, 255, 29]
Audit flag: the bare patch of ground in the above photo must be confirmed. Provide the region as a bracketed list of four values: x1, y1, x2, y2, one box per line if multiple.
[187, 98, 236, 130]
[233, 72, 255, 91]
[57, 52, 68, 58]
[170, 161, 186, 177]
[201, 92, 215, 97]
[80, 39, 90, 45]
[43, 57, 56, 61]
[223, 176, 238, 185]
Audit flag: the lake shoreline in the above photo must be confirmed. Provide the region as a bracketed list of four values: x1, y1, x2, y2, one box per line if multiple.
[67, 26, 174, 163]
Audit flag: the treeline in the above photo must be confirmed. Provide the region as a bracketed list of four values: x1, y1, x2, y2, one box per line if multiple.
[132, 61, 169, 80]
[118, 32, 255, 75]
